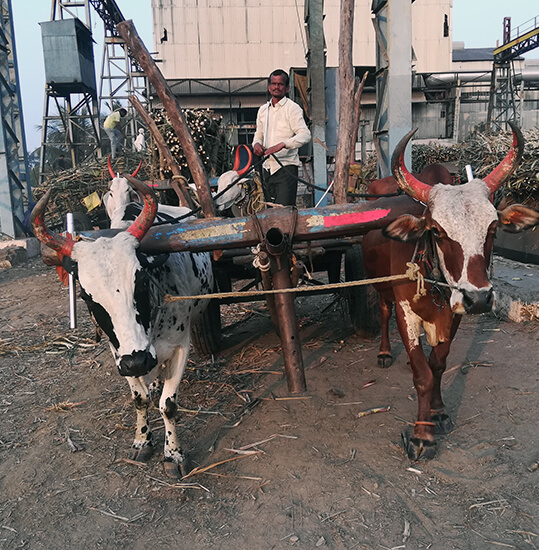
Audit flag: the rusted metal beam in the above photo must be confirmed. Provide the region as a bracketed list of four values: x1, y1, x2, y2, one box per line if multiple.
[265, 228, 306, 394]
[40, 199, 409, 265]
[116, 20, 217, 218]
[138, 198, 407, 255]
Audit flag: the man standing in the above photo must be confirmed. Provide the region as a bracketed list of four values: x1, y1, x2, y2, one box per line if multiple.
[104, 108, 127, 159]
[252, 69, 311, 206]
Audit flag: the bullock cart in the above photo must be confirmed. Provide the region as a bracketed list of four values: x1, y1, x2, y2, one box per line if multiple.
[39, 196, 406, 394]
[38, 18, 397, 397]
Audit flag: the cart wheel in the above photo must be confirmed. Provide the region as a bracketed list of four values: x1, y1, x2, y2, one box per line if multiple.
[344, 244, 380, 336]
[191, 286, 222, 359]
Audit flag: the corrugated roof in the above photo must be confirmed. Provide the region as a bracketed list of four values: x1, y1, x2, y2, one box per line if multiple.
[452, 48, 495, 62]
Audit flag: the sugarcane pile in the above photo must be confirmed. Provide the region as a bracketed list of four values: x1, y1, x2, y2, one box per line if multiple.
[32, 153, 150, 229]
[150, 108, 231, 180]
[412, 127, 539, 207]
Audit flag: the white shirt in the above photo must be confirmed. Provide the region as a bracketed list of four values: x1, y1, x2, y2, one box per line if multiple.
[253, 97, 311, 175]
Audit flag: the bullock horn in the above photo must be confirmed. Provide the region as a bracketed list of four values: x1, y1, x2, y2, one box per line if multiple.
[391, 129, 431, 203]
[131, 159, 143, 178]
[30, 189, 75, 257]
[483, 122, 524, 193]
[108, 155, 116, 179]
[123, 174, 158, 241]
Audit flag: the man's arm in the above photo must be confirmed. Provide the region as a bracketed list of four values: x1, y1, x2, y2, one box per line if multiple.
[252, 105, 267, 156]
[282, 102, 311, 151]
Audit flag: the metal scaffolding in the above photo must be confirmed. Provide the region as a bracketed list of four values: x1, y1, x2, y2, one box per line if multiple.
[39, 1, 101, 184]
[39, 0, 149, 184]
[0, 0, 31, 238]
[487, 15, 539, 130]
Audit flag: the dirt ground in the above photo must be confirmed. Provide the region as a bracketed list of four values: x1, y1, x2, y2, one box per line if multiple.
[1, 257, 538, 550]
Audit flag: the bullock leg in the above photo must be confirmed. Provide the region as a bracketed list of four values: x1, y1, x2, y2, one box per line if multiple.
[377, 297, 393, 368]
[126, 377, 155, 462]
[428, 314, 461, 434]
[159, 345, 190, 479]
[394, 305, 436, 461]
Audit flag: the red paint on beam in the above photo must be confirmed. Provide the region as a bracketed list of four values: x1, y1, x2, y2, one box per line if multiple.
[323, 209, 391, 227]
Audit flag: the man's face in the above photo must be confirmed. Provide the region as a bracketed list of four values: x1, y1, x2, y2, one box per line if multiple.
[268, 75, 289, 103]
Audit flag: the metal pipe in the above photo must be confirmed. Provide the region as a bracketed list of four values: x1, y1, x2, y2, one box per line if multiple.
[255, 250, 279, 333]
[66, 213, 77, 329]
[265, 230, 306, 394]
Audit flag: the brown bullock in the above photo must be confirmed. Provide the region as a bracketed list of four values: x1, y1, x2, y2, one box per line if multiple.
[365, 163, 454, 200]
[362, 124, 539, 460]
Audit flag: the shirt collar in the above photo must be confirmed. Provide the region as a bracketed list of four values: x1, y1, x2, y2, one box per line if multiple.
[270, 97, 288, 109]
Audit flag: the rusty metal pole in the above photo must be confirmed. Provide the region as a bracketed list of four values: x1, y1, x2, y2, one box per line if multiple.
[265, 228, 306, 394]
[255, 249, 280, 333]
[116, 20, 217, 218]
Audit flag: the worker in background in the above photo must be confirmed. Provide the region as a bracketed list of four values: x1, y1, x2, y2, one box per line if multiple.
[104, 108, 127, 159]
[252, 69, 311, 206]
[133, 128, 146, 152]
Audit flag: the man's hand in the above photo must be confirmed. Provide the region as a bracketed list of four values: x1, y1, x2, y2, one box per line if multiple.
[264, 142, 286, 157]
[253, 143, 265, 156]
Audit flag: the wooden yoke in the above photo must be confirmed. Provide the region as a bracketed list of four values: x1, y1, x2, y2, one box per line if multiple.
[117, 20, 217, 218]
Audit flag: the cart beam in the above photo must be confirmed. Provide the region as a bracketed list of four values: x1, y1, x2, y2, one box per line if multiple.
[40, 198, 410, 264]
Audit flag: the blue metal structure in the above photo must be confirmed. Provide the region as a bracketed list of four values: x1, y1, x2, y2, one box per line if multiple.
[0, 0, 31, 238]
[372, 0, 413, 177]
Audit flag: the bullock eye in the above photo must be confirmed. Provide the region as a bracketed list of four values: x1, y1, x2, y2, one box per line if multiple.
[431, 227, 441, 238]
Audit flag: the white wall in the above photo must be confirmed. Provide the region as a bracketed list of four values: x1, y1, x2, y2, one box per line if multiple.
[152, 0, 453, 79]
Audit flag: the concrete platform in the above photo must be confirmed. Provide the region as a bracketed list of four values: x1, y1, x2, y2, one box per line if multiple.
[492, 255, 539, 322]
[0, 238, 40, 258]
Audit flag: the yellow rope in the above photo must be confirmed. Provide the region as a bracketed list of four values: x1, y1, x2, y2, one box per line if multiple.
[406, 262, 427, 302]
[164, 263, 422, 303]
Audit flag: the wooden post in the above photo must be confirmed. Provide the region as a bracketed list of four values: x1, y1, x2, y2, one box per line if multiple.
[128, 95, 196, 210]
[333, 0, 356, 205]
[116, 20, 217, 218]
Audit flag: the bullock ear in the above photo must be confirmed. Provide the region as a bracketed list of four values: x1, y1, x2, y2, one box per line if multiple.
[382, 214, 427, 242]
[498, 204, 539, 233]
[61, 256, 78, 277]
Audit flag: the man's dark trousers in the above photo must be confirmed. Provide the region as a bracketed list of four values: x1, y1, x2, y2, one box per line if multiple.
[263, 166, 298, 206]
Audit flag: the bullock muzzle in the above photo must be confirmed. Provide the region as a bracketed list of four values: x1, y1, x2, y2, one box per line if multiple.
[118, 350, 158, 377]
[460, 288, 495, 315]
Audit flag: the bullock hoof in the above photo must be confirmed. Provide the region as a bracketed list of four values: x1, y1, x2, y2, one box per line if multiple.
[163, 460, 186, 479]
[128, 444, 154, 463]
[401, 431, 437, 461]
[432, 413, 454, 434]
[377, 353, 393, 368]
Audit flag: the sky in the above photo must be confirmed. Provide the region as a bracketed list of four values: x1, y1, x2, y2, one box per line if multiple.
[12, 0, 539, 153]
[12, 0, 153, 152]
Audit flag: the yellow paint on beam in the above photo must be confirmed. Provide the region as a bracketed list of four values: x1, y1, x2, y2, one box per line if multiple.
[494, 27, 539, 56]
[182, 221, 246, 241]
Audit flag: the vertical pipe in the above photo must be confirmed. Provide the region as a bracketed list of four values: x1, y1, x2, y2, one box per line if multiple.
[256, 250, 280, 332]
[66, 213, 77, 329]
[265, 228, 306, 394]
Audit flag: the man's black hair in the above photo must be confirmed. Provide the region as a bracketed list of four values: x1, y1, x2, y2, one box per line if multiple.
[268, 69, 289, 86]
[119, 108, 127, 117]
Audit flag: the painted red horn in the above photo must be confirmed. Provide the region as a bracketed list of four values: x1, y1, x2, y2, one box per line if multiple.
[483, 122, 524, 193]
[108, 155, 116, 179]
[391, 129, 431, 203]
[131, 160, 143, 178]
[30, 189, 75, 257]
[123, 174, 158, 241]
